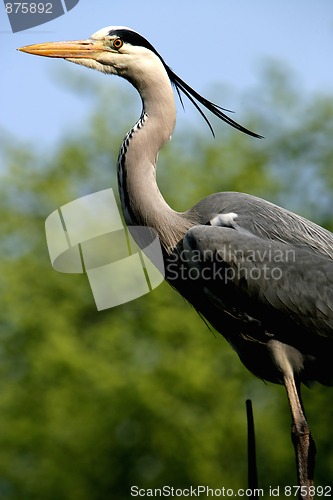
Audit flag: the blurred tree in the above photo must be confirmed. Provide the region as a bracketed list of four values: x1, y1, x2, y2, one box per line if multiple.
[0, 64, 332, 499]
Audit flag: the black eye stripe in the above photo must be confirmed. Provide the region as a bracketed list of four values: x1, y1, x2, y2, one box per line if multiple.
[109, 29, 160, 57]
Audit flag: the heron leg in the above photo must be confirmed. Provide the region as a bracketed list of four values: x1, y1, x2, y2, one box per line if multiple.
[284, 375, 316, 500]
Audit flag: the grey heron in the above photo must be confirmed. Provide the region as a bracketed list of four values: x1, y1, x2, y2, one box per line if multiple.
[19, 26, 333, 498]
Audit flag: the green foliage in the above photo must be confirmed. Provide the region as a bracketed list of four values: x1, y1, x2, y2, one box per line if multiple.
[0, 66, 333, 499]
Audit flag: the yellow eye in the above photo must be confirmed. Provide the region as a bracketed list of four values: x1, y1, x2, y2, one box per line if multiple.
[113, 38, 123, 50]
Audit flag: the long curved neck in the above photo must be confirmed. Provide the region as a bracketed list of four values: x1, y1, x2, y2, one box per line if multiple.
[117, 66, 193, 251]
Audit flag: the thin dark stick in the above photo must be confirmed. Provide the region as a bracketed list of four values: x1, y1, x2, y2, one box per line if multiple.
[246, 399, 259, 498]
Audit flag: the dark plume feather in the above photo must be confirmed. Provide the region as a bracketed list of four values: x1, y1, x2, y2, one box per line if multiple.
[113, 28, 263, 138]
[165, 65, 263, 138]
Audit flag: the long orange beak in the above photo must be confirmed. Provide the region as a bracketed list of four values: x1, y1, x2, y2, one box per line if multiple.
[18, 39, 106, 59]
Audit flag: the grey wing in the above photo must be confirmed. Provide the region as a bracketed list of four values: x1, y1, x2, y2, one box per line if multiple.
[183, 224, 333, 340]
[187, 192, 333, 260]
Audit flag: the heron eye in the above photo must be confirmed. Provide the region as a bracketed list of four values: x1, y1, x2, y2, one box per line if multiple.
[113, 38, 123, 50]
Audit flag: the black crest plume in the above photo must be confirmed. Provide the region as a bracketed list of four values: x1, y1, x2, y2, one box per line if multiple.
[112, 28, 263, 139]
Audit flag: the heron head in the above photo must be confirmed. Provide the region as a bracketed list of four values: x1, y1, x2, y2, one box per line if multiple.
[18, 26, 164, 78]
[18, 26, 263, 138]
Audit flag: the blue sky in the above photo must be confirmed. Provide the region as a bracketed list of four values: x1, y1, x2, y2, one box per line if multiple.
[1, 0, 333, 148]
